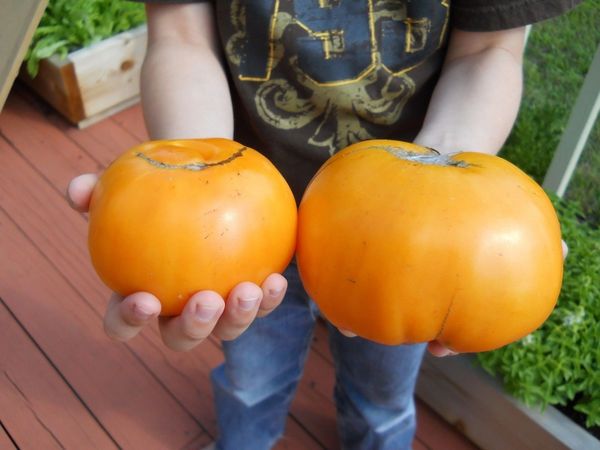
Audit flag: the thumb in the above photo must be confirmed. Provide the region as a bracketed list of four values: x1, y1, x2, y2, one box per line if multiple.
[67, 173, 98, 212]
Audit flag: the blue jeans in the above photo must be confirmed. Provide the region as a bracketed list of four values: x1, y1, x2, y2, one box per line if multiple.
[211, 262, 426, 450]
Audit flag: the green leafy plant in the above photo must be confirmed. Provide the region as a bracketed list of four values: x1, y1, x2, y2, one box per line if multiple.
[477, 195, 600, 429]
[25, 0, 146, 77]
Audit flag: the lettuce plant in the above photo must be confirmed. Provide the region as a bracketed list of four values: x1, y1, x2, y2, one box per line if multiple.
[25, 0, 146, 77]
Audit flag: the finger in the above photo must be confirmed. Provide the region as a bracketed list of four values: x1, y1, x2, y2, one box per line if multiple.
[257, 273, 287, 317]
[561, 240, 568, 260]
[159, 291, 225, 352]
[427, 340, 458, 357]
[213, 282, 263, 341]
[338, 329, 357, 338]
[67, 173, 98, 212]
[104, 292, 161, 342]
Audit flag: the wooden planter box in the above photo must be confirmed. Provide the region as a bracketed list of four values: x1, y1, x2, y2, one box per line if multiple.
[416, 354, 599, 450]
[20, 25, 147, 128]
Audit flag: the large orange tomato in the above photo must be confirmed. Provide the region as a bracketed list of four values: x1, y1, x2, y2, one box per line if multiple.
[88, 138, 297, 316]
[296, 140, 563, 352]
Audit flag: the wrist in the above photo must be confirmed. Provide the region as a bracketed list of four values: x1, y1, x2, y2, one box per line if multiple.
[413, 129, 502, 156]
[413, 130, 462, 155]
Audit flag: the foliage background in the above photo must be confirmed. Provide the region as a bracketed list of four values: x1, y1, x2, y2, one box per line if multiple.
[479, 0, 600, 430]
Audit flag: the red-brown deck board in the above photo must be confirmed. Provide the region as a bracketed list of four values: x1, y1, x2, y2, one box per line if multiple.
[0, 84, 478, 450]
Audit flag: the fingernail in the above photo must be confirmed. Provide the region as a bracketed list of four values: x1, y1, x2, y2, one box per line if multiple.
[195, 304, 221, 322]
[268, 288, 283, 297]
[133, 304, 155, 321]
[238, 295, 260, 311]
[340, 329, 357, 338]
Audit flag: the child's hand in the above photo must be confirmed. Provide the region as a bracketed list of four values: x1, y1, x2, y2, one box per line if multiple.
[67, 174, 287, 351]
[426, 341, 458, 357]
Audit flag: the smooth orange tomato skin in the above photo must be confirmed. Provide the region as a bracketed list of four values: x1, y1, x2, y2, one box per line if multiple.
[88, 138, 297, 316]
[296, 140, 564, 352]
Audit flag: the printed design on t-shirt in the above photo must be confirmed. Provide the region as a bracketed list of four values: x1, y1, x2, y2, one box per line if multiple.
[226, 0, 449, 155]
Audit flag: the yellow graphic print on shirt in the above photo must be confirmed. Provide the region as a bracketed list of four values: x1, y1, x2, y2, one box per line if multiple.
[225, 0, 449, 155]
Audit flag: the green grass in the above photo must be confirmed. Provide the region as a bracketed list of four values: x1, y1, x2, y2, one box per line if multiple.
[499, 0, 600, 227]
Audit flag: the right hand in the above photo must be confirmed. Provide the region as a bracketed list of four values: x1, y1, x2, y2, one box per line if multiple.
[68, 174, 288, 351]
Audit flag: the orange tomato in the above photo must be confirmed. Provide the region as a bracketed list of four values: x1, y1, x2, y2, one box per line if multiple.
[88, 138, 297, 316]
[296, 140, 563, 352]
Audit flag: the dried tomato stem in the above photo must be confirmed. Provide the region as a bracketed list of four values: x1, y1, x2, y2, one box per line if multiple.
[136, 147, 247, 171]
[372, 145, 469, 168]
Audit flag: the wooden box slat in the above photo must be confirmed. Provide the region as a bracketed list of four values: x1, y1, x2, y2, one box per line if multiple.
[70, 26, 145, 117]
[417, 354, 599, 450]
[19, 25, 146, 128]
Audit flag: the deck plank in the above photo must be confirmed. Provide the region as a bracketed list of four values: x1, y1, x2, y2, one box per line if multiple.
[291, 348, 340, 449]
[180, 433, 214, 450]
[110, 102, 150, 142]
[416, 402, 479, 450]
[273, 422, 326, 450]
[0, 207, 206, 449]
[0, 126, 112, 308]
[0, 93, 102, 192]
[0, 426, 18, 450]
[50, 104, 142, 167]
[0, 147, 206, 449]
[0, 300, 117, 449]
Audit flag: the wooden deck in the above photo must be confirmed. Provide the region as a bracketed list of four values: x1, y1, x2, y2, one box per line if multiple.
[0, 85, 479, 450]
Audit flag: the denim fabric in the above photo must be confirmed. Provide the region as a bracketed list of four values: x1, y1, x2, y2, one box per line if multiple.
[211, 262, 426, 450]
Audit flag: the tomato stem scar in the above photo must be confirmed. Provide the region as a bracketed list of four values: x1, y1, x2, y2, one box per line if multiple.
[136, 147, 247, 171]
[371, 145, 470, 168]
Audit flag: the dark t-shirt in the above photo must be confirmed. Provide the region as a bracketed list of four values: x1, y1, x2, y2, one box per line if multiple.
[140, 0, 580, 200]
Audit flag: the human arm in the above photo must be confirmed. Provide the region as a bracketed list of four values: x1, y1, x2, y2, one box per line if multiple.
[140, 3, 233, 139]
[68, 3, 287, 351]
[414, 26, 526, 155]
